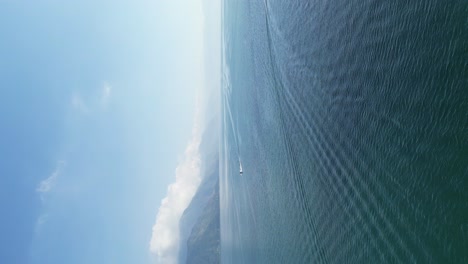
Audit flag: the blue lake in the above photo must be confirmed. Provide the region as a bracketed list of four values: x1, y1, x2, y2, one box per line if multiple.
[220, 0, 468, 263]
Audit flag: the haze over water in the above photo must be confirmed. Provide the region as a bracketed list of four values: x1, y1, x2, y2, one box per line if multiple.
[220, 0, 468, 263]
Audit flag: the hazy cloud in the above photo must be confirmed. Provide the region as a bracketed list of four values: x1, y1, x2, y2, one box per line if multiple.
[34, 213, 49, 234]
[37, 161, 66, 196]
[34, 161, 65, 235]
[71, 82, 112, 112]
[71, 93, 88, 113]
[101, 82, 112, 107]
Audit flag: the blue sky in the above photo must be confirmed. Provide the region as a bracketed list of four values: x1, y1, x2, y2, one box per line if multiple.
[0, 1, 212, 263]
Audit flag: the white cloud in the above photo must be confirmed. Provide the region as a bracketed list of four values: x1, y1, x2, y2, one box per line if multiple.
[37, 161, 66, 198]
[148, 0, 220, 260]
[150, 109, 202, 264]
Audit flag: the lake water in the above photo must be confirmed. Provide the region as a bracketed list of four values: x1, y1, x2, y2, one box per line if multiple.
[220, 0, 468, 263]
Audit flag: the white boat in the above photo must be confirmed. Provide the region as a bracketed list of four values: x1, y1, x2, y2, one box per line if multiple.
[239, 162, 243, 175]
